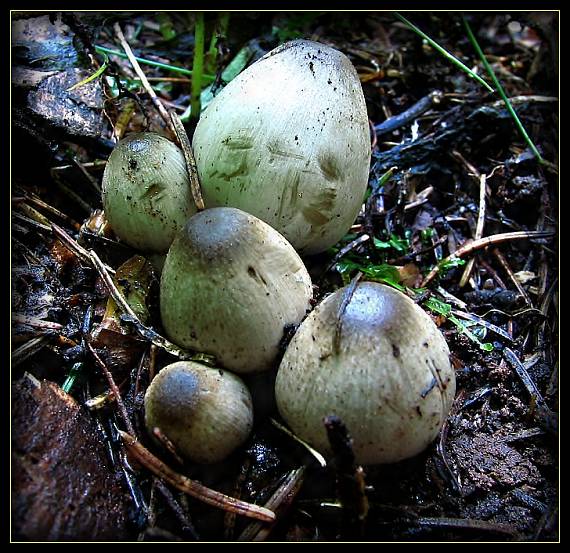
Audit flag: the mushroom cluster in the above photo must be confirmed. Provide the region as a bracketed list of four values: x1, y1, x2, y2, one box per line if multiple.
[100, 39, 455, 467]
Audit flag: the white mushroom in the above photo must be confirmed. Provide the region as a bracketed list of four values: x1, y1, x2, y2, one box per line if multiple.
[192, 39, 371, 255]
[275, 282, 456, 465]
[144, 361, 253, 464]
[102, 133, 196, 254]
[160, 207, 313, 373]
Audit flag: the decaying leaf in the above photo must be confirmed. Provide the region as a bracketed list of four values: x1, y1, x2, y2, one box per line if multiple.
[12, 375, 132, 540]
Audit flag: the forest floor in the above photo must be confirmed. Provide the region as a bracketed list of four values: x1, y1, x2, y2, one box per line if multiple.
[11, 11, 558, 542]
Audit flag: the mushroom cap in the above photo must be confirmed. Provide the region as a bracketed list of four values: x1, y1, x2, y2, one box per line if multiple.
[144, 361, 253, 464]
[192, 39, 371, 255]
[275, 282, 456, 465]
[102, 133, 196, 253]
[160, 207, 313, 373]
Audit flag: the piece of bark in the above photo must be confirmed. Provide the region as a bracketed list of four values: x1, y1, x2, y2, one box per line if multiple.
[12, 376, 133, 540]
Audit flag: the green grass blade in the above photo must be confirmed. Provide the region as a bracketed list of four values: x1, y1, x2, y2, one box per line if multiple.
[95, 45, 216, 82]
[67, 54, 108, 91]
[191, 12, 206, 123]
[394, 12, 494, 94]
[462, 17, 544, 164]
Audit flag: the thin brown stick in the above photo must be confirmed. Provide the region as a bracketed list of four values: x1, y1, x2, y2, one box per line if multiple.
[325, 234, 370, 275]
[89, 250, 193, 358]
[270, 418, 327, 468]
[459, 173, 487, 287]
[87, 341, 136, 436]
[493, 248, 532, 306]
[238, 466, 307, 541]
[19, 193, 81, 230]
[118, 430, 276, 523]
[113, 23, 176, 136]
[335, 272, 363, 353]
[170, 111, 205, 210]
[71, 156, 101, 194]
[12, 314, 63, 331]
[51, 223, 111, 271]
[420, 230, 554, 287]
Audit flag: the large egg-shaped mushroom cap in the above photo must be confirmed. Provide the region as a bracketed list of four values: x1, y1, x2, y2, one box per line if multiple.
[102, 133, 196, 253]
[192, 39, 371, 255]
[160, 207, 313, 373]
[275, 282, 456, 465]
[144, 361, 253, 464]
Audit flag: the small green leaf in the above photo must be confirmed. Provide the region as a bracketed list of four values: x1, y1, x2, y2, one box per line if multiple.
[373, 237, 392, 250]
[157, 13, 177, 41]
[438, 256, 466, 272]
[424, 297, 452, 316]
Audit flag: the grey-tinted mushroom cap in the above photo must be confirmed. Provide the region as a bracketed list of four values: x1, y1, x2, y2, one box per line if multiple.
[144, 361, 253, 464]
[102, 133, 196, 253]
[160, 207, 313, 373]
[275, 282, 456, 465]
[192, 39, 371, 255]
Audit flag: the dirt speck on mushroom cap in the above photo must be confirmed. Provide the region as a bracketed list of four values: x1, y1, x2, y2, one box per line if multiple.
[275, 282, 456, 465]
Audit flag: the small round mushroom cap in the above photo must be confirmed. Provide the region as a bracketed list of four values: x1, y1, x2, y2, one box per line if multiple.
[192, 39, 371, 255]
[275, 282, 456, 465]
[144, 361, 253, 464]
[102, 133, 196, 253]
[160, 207, 313, 373]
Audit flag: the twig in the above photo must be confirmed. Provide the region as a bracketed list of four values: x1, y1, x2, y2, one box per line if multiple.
[452, 310, 513, 342]
[436, 390, 464, 495]
[420, 230, 554, 287]
[12, 335, 51, 366]
[325, 234, 370, 275]
[237, 466, 307, 541]
[169, 111, 205, 210]
[70, 156, 101, 194]
[12, 211, 52, 233]
[113, 23, 176, 136]
[335, 272, 363, 353]
[51, 223, 111, 271]
[270, 418, 327, 468]
[12, 314, 63, 331]
[324, 415, 369, 538]
[18, 193, 81, 230]
[490, 95, 558, 108]
[190, 13, 205, 122]
[370, 186, 434, 218]
[154, 478, 199, 540]
[152, 426, 185, 466]
[493, 248, 533, 306]
[373, 90, 443, 136]
[459, 174, 487, 288]
[94, 45, 216, 81]
[118, 430, 276, 523]
[413, 516, 520, 538]
[88, 250, 193, 359]
[87, 342, 136, 436]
